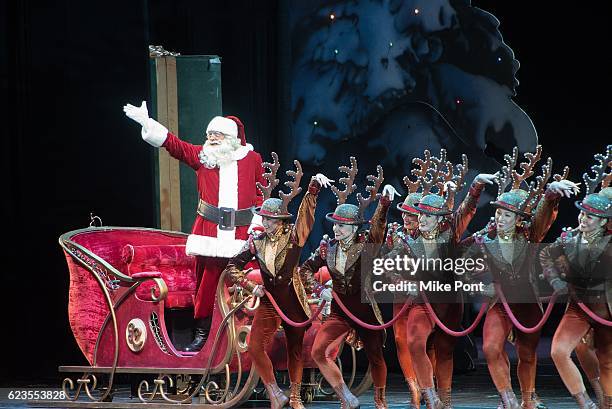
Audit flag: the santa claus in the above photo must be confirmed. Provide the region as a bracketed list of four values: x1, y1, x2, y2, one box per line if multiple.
[123, 101, 265, 351]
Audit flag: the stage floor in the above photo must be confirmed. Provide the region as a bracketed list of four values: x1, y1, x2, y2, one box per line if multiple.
[0, 364, 585, 408]
[236, 361, 583, 408]
[0, 339, 591, 408]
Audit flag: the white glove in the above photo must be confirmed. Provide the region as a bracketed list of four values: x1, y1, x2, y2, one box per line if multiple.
[123, 101, 149, 127]
[550, 278, 568, 295]
[443, 181, 457, 192]
[475, 173, 498, 185]
[248, 214, 264, 235]
[320, 288, 333, 303]
[252, 285, 265, 298]
[124, 101, 168, 147]
[548, 180, 580, 198]
[481, 283, 496, 298]
[313, 173, 334, 188]
[406, 282, 418, 297]
[382, 184, 401, 201]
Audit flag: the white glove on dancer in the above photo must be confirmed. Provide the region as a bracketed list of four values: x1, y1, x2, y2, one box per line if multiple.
[252, 285, 265, 298]
[475, 173, 498, 185]
[382, 184, 401, 201]
[320, 288, 333, 303]
[123, 101, 169, 147]
[248, 214, 265, 235]
[549, 278, 569, 295]
[548, 180, 581, 198]
[313, 173, 334, 188]
[406, 282, 418, 297]
[482, 283, 496, 298]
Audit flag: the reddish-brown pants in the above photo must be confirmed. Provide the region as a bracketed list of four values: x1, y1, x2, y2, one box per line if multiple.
[311, 312, 387, 388]
[249, 297, 306, 384]
[575, 328, 600, 381]
[405, 303, 460, 389]
[482, 303, 542, 393]
[551, 302, 612, 395]
[393, 302, 436, 383]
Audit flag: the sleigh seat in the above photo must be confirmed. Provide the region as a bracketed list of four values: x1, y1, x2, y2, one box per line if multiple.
[121, 244, 196, 309]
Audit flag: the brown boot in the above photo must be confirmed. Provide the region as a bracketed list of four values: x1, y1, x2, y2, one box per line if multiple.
[571, 391, 597, 409]
[520, 390, 537, 409]
[407, 378, 421, 408]
[289, 382, 304, 409]
[421, 387, 444, 409]
[532, 392, 547, 409]
[332, 382, 360, 409]
[589, 378, 603, 407]
[374, 386, 387, 409]
[499, 389, 520, 409]
[438, 388, 452, 408]
[264, 382, 288, 409]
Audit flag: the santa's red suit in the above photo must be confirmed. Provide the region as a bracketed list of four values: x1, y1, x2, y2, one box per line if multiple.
[141, 114, 265, 319]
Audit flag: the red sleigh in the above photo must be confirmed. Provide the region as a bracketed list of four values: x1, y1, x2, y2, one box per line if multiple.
[47, 224, 372, 407]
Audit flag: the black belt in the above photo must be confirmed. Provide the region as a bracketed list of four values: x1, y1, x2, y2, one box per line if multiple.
[571, 284, 605, 296]
[568, 279, 606, 290]
[197, 200, 254, 230]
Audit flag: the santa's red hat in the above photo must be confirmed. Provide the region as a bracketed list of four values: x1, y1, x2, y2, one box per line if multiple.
[225, 115, 246, 146]
[205, 115, 247, 146]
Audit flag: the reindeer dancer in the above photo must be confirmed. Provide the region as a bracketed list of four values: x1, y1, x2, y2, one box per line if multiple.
[299, 158, 398, 409]
[540, 145, 612, 409]
[385, 150, 497, 409]
[462, 146, 579, 409]
[381, 150, 437, 408]
[223, 153, 332, 409]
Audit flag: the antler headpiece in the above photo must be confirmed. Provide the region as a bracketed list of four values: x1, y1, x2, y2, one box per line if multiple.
[574, 145, 612, 218]
[325, 158, 384, 225]
[254, 152, 303, 219]
[492, 145, 554, 216]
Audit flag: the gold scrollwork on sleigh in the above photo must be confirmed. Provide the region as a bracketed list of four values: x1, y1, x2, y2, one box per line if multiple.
[125, 318, 147, 352]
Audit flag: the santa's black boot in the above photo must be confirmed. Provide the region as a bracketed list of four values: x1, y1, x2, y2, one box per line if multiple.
[184, 317, 210, 352]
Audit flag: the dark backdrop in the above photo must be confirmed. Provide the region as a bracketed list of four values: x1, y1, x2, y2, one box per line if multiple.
[1, 0, 609, 384]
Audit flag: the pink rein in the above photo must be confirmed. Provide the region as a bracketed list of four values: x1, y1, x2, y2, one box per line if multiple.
[420, 291, 488, 337]
[496, 283, 558, 333]
[331, 291, 412, 330]
[263, 289, 326, 327]
[576, 301, 612, 327]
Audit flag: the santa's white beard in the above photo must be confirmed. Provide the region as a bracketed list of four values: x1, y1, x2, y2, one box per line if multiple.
[199, 137, 241, 168]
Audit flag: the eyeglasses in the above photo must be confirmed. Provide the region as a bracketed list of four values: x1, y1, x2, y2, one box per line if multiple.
[206, 131, 226, 139]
